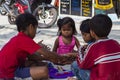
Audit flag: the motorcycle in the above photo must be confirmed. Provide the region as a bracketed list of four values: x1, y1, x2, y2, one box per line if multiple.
[0, 0, 58, 28]
[0, 0, 8, 15]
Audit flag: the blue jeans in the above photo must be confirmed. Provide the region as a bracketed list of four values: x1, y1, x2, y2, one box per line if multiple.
[14, 67, 31, 79]
[71, 61, 90, 80]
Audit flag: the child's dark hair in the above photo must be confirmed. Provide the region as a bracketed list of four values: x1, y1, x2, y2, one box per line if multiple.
[15, 13, 38, 32]
[80, 19, 91, 33]
[57, 17, 77, 35]
[90, 14, 112, 37]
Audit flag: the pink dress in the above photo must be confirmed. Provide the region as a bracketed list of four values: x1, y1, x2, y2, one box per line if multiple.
[57, 36, 75, 55]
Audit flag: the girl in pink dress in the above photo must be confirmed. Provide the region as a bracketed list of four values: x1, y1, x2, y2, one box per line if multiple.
[53, 17, 80, 55]
[52, 17, 80, 76]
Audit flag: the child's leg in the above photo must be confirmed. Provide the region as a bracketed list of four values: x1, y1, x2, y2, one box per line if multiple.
[14, 67, 31, 79]
[79, 69, 90, 80]
[71, 61, 82, 80]
[30, 66, 49, 80]
[71, 61, 90, 80]
[14, 66, 49, 80]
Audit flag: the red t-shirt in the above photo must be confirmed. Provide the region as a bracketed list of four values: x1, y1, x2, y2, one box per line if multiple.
[0, 32, 41, 78]
[77, 39, 120, 80]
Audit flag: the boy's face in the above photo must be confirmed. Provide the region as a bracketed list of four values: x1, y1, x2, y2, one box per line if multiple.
[90, 30, 96, 39]
[28, 24, 37, 39]
[81, 32, 93, 43]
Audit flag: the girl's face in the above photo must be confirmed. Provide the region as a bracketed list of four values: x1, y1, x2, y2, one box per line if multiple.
[81, 32, 93, 43]
[61, 24, 73, 37]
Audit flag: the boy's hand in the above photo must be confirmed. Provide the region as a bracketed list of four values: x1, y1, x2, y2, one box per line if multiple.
[38, 40, 51, 51]
[57, 55, 75, 65]
[65, 53, 77, 60]
[80, 45, 88, 56]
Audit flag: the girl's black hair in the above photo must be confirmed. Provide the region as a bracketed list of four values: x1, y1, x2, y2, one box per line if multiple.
[90, 14, 112, 37]
[80, 19, 91, 33]
[57, 17, 77, 35]
[15, 13, 38, 32]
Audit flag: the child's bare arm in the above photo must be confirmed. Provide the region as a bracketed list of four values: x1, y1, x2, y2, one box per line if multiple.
[38, 40, 51, 51]
[63, 52, 78, 63]
[52, 37, 59, 52]
[75, 37, 80, 49]
[66, 52, 78, 58]
[35, 48, 70, 65]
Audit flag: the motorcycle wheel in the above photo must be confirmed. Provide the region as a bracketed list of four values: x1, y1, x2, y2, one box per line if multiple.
[0, 11, 7, 15]
[8, 15, 16, 24]
[33, 6, 58, 28]
[0, 7, 7, 15]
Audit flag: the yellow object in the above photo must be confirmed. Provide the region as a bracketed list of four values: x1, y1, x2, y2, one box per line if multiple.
[94, 0, 113, 10]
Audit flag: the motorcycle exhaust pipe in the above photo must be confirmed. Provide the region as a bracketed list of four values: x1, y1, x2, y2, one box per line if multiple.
[2, 3, 11, 14]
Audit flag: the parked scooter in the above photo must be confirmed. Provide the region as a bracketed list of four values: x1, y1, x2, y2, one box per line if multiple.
[0, 0, 58, 28]
[0, 0, 9, 15]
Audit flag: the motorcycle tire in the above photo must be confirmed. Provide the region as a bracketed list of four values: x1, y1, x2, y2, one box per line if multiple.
[0, 11, 7, 15]
[0, 6, 7, 15]
[33, 6, 58, 28]
[8, 15, 16, 24]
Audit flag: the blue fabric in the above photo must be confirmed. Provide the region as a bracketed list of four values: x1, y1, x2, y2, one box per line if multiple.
[49, 67, 74, 79]
[71, 61, 90, 80]
[14, 67, 30, 78]
[48, 63, 74, 79]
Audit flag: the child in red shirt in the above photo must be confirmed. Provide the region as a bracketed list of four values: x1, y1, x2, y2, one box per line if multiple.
[70, 19, 94, 80]
[0, 13, 69, 80]
[68, 14, 120, 80]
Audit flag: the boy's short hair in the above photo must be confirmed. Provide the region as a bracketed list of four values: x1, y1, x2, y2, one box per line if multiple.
[15, 13, 38, 32]
[80, 19, 91, 33]
[90, 14, 112, 37]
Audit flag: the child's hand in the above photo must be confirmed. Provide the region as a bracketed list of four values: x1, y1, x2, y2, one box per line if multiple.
[58, 54, 75, 65]
[65, 53, 77, 60]
[81, 45, 88, 55]
[82, 45, 88, 51]
[38, 40, 51, 51]
[65, 53, 77, 57]
[54, 55, 72, 65]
